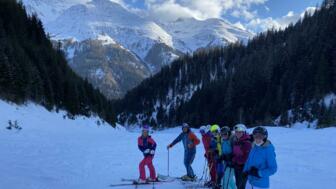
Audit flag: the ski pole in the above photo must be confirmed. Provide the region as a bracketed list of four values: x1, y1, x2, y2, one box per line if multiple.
[198, 156, 207, 187]
[167, 148, 170, 176]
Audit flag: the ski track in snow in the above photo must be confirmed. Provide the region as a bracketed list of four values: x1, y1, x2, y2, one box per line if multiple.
[0, 100, 336, 189]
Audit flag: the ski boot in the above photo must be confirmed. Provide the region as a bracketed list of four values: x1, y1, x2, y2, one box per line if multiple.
[147, 177, 158, 182]
[137, 179, 147, 184]
[181, 175, 197, 181]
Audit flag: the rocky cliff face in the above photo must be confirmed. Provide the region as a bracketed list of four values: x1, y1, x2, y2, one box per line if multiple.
[59, 37, 150, 99]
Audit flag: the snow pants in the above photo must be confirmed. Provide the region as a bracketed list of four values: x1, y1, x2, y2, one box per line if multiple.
[207, 154, 217, 183]
[234, 166, 248, 189]
[222, 167, 237, 189]
[184, 151, 196, 177]
[139, 156, 156, 180]
[216, 162, 224, 186]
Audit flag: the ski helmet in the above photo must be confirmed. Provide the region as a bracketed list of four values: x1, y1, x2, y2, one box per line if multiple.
[252, 126, 268, 139]
[220, 126, 231, 136]
[142, 125, 150, 132]
[200, 125, 209, 134]
[234, 124, 247, 132]
[210, 124, 220, 133]
[182, 123, 190, 129]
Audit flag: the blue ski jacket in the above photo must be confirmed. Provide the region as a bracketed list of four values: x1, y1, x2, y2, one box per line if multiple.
[243, 140, 277, 188]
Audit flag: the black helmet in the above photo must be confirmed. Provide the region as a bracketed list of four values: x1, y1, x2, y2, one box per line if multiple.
[252, 126, 268, 138]
[220, 126, 231, 136]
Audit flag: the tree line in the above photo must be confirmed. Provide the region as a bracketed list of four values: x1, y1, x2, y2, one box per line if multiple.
[0, 0, 116, 125]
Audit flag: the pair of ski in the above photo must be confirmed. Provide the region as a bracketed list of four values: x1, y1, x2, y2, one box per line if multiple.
[109, 174, 198, 187]
[109, 174, 173, 187]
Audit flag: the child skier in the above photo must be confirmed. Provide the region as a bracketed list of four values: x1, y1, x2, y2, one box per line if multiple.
[209, 124, 223, 189]
[138, 125, 157, 183]
[220, 126, 236, 189]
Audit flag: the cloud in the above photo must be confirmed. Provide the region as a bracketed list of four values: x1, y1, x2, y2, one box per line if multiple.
[109, 0, 126, 5]
[233, 21, 247, 30]
[114, 0, 317, 34]
[246, 6, 317, 33]
[140, 0, 268, 22]
[146, 1, 208, 22]
[231, 8, 258, 20]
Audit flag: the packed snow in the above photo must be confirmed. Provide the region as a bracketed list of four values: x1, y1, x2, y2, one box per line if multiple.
[1, 100, 335, 189]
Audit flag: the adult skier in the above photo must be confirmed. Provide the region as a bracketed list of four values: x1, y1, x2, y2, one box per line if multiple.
[200, 125, 216, 186]
[137, 125, 157, 183]
[167, 123, 200, 181]
[220, 126, 236, 189]
[243, 127, 277, 189]
[232, 124, 252, 189]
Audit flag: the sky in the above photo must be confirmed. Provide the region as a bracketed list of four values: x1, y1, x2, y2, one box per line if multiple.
[114, 0, 324, 33]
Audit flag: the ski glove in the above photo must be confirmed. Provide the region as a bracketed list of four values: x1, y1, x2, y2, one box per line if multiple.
[144, 149, 150, 154]
[248, 167, 261, 178]
[150, 150, 155, 155]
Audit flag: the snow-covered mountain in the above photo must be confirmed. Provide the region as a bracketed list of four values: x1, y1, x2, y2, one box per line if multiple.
[22, 0, 90, 23]
[160, 17, 253, 53]
[46, 0, 173, 60]
[22, 0, 253, 98]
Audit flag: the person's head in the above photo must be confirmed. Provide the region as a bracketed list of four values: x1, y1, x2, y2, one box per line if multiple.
[220, 126, 231, 140]
[252, 126, 268, 145]
[234, 124, 247, 139]
[182, 123, 190, 133]
[210, 124, 220, 136]
[199, 125, 209, 135]
[142, 125, 150, 137]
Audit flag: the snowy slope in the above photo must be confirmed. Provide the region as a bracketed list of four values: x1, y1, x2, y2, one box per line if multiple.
[22, 0, 90, 23]
[160, 17, 253, 53]
[2, 100, 333, 189]
[45, 0, 173, 59]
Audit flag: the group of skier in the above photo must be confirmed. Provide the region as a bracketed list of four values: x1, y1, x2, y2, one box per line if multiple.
[137, 123, 277, 189]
